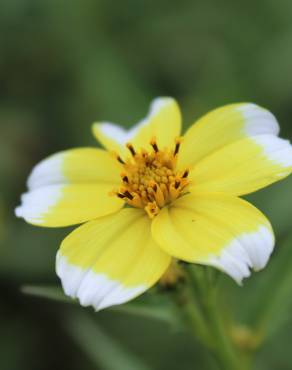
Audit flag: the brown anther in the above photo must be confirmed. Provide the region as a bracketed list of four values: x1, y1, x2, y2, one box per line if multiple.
[126, 143, 136, 156]
[174, 180, 180, 189]
[150, 138, 159, 153]
[117, 155, 125, 164]
[123, 190, 134, 200]
[182, 169, 189, 178]
[122, 175, 129, 183]
[174, 139, 181, 155]
[114, 138, 190, 218]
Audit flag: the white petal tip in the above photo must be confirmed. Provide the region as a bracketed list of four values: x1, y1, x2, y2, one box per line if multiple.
[237, 104, 280, 136]
[27, 154, 65, 190]
[93, 122, 129, 145]
[150, 97, 175, 112]
[207, 226, 275, 284]
[15, 206, 22, 218]
[14, 187, 63, 224]
[253, 135, 292, 168]
[93, 97, 177, 145]
[56, 253, 146, 311]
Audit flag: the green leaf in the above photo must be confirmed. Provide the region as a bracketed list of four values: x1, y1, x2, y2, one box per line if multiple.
[21, 285, 73, 304]
[21, 284, 180, 327]
[110, 301, 178, 325]
[64, 311, 152, 370]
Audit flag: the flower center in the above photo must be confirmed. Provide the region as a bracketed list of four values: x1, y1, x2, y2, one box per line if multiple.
[114, 137, 189, 218]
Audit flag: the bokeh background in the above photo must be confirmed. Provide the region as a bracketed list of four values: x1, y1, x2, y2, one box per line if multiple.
[1, 0, 292, 369]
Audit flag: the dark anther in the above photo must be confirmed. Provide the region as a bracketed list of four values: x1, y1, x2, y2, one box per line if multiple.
[126, 144, 136, 156]
[174, 180, 180, 189]
[182, 170, 189, 178]
[123, 190, 134, 200]
[151, 142, 159, 153]
[122, 175, 129, 183]
[153, 184, 158, 192]
[117, 193, 126, 199]
[174, 142, 180, 155]
[117, 156, 125, 164]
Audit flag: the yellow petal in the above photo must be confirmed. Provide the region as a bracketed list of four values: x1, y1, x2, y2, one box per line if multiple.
[26, 147, 122, 190]
[15, 184, 123, 227]
[16, 148, 123, 227]
[92, 97, 181, 157]
[189, 134, 292, 195]
[57, 208, 171, 310]
[152, 192, 274, 284]
[178, 103, 280, 169]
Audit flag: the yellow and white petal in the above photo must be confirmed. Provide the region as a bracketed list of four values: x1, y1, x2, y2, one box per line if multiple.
[178, 103, 280, 169]
[152, 193, 275, 284]
[92, 97, 181, 156]
[56, 208, 171, 310]
[27, 147, 122, 190]
[15, 184, 123, 227]
[189, 134, 292, 196]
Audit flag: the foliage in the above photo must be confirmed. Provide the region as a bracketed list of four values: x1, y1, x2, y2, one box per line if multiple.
[1, 0, 292, 369]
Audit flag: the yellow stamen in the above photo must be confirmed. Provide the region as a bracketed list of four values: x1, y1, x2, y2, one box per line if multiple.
[129, 194, 144, 208]
[114, 139, 190, 218]
[145, 201, 160, 219]
[169, 182, 181, 201]
[149, 180, 165, 208]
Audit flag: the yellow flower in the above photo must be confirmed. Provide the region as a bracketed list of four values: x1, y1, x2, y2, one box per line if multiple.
[16, 98, 292, 310]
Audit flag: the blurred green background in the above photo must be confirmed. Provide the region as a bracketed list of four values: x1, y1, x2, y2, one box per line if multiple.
[1, 0, 292, 369]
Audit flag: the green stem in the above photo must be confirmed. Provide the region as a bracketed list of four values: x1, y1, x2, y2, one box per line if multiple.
[175, 266, 248, 370]
[204, 292, 241, 370]
[174, 285, 212, 348]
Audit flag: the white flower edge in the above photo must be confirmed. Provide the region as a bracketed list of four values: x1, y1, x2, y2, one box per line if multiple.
[237, 103, 280, 137]
[206, 226, 275, 284]
[56, 252, 146, 311]
[92, 97, 176, 144]
[253, 134, 292, 168]
[15, 185, 63, 225]
[27, 153, 66, 190]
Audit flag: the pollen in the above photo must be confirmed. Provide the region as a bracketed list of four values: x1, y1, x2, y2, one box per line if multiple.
[113, 137, 189, 218]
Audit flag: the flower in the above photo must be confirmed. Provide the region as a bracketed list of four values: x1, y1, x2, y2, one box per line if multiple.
[16, 98, 292, 310]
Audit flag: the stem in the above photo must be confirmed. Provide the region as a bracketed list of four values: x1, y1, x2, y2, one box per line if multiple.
[174, 266, 248, 370]
[204, 291, 241, 370]
[174, 284, 212, 348]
